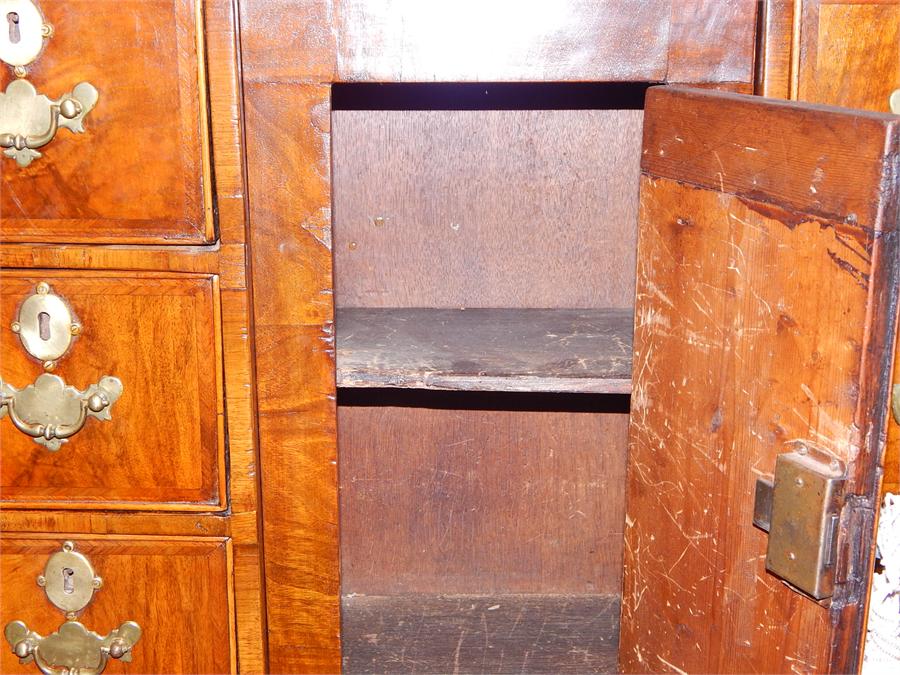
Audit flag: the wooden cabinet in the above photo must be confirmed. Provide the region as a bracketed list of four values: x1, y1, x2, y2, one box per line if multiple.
[1, 1, 263, 673]
[2, 2, 898, 674]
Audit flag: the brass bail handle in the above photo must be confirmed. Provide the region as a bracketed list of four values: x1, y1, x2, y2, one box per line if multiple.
[0, 0, 99, 166]
[4, 542, 142, 675]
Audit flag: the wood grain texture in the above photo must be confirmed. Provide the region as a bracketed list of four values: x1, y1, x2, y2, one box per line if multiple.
[240, 0, 757, 85]
[332, 109, 642, 309]
[885, 345, 900, 494]
[666, 0, 759, 88]
[236, 2, 756, 671]
[339, 396, 628, 595]
[620, 87, 900, 674]
[641, 86, 899, 229]
[0, 511, 231, 537]
[336, 308, 632, 393]
[0, 271, 224, 510]
[0, 536, 234, 674]
[0, 0, 213, 244]
[341, 594, 619, 674]
[790, 0, 900, 501]
[242, 79, 340, 673]
[797, 0, 900, 112]
[200, 2, 268, 669]
[756, 0, 796, 98]
[0, 0, 267, 670]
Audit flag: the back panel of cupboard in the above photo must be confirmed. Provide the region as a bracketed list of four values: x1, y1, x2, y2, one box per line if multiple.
[332, 108, 642, 308]
[334, 105, 641, 594]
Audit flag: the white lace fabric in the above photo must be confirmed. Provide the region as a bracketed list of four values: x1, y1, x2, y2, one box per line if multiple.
[863, 493, 900, 673]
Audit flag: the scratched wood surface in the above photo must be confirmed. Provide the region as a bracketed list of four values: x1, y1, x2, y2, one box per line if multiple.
[339, 392, 628, 595]
[342, 594, 619, 674]
[791, 0, 900, 497]
[0, 536, 234, 674]
[0, 0, 213, 244]
[336, 308, 633, 393]
[236, 2, 759, 671]
[620, 87, 900, 674]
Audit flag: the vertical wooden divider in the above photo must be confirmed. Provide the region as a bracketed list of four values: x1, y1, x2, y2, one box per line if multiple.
[239, 2, 341, 669]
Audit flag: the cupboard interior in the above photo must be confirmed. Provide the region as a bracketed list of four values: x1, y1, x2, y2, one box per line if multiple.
[332, 83, 645, 673]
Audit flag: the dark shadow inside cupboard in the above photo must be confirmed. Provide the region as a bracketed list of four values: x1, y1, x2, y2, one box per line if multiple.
[332, 83, 647, 674]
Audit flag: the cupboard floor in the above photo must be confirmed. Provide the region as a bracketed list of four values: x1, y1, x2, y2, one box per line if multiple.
[342, 593, 620, 674]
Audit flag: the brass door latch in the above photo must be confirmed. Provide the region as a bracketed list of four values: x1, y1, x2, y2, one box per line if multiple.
[0, 0, 98, 166]
[753, 444, 846, 600]
[4, 542, 142, 675]
[1, 282, 123, 451]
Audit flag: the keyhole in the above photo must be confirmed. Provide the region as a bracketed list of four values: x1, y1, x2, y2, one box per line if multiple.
[62, 567, 75, 594]
[7, 12, 20, 44]
[38, 312, 51, 341]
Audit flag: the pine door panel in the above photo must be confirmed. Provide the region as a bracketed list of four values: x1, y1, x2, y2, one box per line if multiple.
[621, 86, 900, 674]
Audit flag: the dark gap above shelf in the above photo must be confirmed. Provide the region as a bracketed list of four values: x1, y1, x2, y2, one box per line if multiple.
[331, 81, 651, 110]
[335, 307, 633, 394]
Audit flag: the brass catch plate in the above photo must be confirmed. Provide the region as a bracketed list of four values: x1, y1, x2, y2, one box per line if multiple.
[754, 447, 845, 600]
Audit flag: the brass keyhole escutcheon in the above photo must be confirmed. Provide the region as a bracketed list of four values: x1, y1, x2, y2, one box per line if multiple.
[37, 541, 103, 614]
[10, 282, 81, 369]
[0, 0, 47, 70]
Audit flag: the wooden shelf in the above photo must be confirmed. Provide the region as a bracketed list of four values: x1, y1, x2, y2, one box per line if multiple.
[342, 593, 619, 674]
[336, 307, 633, 394]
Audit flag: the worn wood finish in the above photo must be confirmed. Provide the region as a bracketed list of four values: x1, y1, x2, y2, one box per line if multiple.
[0, 271, 224, 510]
[756, 0, 796, 98]
[620, 87, 900, 674]
[666, 0, 759, 89]
[332, 109, 642, 309]
[885, 348, 900, 494]
[797, 0, 900, 112]
[241, 0, 757, 85]
[0, 0, 213, 244]
[336, 308, 632, 393]
[0, 536, 234, 674]
[0, 510, 231, 536]
[342, 594, 619, 674]
[238, 2, 757, 670]
[789, 1, 900, 499]
[242, 79, 340, 673]
[339, 395, 628, 595]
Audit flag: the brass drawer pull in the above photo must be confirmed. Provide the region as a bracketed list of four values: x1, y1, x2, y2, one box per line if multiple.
[0, 373, 123, 451]
[2, 282, 123, 451]
[0, 0, 98, 167]
[4, 542, 141, 675]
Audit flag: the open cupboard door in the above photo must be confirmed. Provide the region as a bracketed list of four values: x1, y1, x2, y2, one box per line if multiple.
[620, 87, 900, 674]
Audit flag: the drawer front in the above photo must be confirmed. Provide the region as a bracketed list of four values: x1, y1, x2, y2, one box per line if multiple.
[0, 536, 234, 674]
[0, 271, 225, 510]
[0, 0, 213, 244]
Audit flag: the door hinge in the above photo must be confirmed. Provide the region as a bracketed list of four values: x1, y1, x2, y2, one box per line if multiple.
[753, 445, 846, 600]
